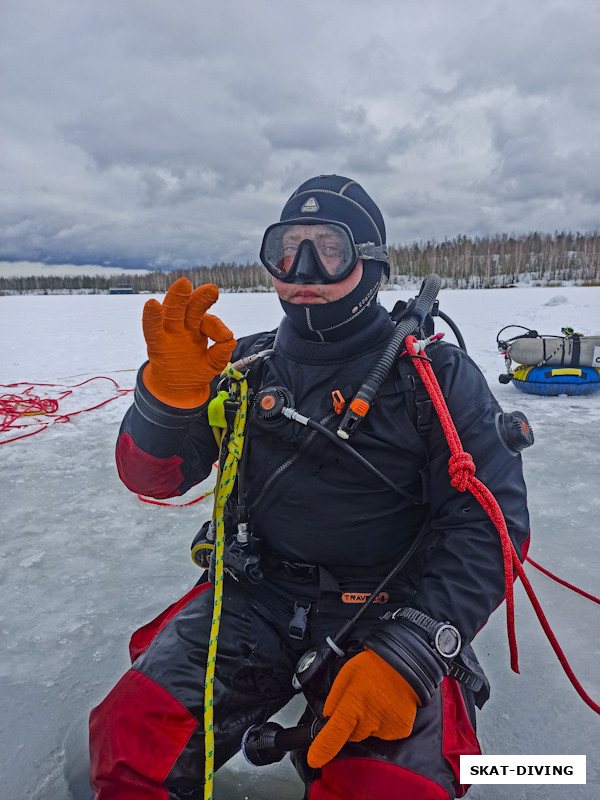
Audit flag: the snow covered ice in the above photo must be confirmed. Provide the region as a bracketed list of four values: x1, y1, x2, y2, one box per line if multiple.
[1, 285, 599, 799]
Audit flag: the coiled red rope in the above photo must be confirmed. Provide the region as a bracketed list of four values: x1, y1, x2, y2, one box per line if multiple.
[405, 335, 600, 715]
[1, 377, 217, 509]
[0, 377, 133, 444]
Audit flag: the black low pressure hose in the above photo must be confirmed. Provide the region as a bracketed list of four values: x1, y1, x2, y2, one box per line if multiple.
[300, 415, 421, 504]
[337, 273, 442, 439]
[437, 308, 467, 352]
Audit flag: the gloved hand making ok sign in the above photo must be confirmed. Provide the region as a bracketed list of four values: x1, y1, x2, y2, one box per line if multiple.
[141, 277, 236, 408]
[307, 648, 420, 769]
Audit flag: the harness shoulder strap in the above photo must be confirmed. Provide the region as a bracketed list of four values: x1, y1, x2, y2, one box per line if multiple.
[384, 307, 436, 439]
[395, 353, 435, 439]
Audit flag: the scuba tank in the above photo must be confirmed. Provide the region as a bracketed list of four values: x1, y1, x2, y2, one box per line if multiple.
[497, 325, 600, 396]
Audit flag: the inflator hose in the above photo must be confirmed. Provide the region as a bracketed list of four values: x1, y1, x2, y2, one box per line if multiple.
[337, 273, 442, 438]
[437, 308, 467, 352]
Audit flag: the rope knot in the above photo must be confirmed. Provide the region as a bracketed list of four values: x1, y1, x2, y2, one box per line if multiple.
[448, 451, 475, 491]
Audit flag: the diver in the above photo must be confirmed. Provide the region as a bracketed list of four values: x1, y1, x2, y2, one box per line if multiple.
[89, 174, 530, 799]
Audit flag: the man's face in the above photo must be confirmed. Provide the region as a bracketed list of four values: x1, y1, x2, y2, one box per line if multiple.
[281, 225, 345, 276]
[272, 224, 363, 303]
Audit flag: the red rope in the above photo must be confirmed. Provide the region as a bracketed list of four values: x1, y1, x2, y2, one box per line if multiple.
[404, 335, 600, 715]
[136, 463, 219, 507]
[526, 556, 600, 606]
[1, 379, 217, 509]
[0, 378, 133, 444]
[137, 490, 213, 508]
[137, 494, 209, 507]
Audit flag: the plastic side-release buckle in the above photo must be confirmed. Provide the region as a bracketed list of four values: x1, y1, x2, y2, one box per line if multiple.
[288, 602, 311, 640]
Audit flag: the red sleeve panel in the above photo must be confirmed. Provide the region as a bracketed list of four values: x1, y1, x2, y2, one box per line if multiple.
[116, 431, 184, 498]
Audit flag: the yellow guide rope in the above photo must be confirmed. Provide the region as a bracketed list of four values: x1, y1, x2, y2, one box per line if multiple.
[204, 364, 248, 800]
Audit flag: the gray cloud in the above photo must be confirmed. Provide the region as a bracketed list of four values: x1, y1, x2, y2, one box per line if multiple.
[442, 0, 600, 100]
[1, 0, 598, 270]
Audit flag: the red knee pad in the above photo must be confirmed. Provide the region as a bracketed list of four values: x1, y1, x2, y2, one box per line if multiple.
[311, 757, 451, 799]
[89, 670, 197, 799]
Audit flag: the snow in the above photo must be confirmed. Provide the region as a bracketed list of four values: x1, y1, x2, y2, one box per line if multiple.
[1, 285, 599, 799]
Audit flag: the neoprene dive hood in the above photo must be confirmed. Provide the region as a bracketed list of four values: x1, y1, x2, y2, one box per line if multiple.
[280, 175, 387, 257]
[275, 175, 389, 342]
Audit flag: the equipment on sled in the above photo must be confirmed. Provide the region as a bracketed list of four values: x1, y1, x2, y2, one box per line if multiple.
[497, 325, 600, 396]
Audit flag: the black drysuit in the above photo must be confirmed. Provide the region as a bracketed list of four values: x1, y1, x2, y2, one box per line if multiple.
[89, 304, 530, 800]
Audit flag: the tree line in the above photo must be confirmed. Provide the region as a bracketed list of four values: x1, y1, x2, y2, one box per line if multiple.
[388, 231, 600, 288]
[2, 231, 599, 294]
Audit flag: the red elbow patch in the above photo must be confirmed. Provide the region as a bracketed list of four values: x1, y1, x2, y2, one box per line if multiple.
[116, 432, 184, 498]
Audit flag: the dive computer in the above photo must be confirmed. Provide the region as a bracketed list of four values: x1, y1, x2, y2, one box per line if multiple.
[388, 607, 462, 660]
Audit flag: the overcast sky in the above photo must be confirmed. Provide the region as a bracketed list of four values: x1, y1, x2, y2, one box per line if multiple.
[2, 0, 599, 271]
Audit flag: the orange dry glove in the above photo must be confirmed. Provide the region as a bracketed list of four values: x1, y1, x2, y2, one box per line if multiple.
[307, 648, 419, 769]
[141, 277, 236, 408]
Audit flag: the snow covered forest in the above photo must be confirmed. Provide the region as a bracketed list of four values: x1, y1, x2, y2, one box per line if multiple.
[2, 231, 599, 294]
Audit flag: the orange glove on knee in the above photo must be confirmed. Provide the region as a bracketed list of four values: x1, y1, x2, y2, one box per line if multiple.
[141, 277, 236, 408]
[307, 648, 420, 769]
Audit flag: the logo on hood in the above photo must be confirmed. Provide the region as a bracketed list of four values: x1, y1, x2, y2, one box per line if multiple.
[300, 197, 320, 213]
[351, 279, 380, 314]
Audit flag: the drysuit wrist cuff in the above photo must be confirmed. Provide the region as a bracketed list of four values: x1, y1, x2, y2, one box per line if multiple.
[134, 363, 210, 429]
[363, 621, 449, 705]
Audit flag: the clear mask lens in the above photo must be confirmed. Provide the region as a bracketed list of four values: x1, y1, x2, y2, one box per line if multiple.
[260, 221, 358, 283]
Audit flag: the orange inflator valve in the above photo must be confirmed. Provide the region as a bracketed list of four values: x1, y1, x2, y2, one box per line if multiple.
[349, 397, 370, 418]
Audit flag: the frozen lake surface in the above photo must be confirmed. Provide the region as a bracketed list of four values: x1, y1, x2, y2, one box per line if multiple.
[1, 285, 599, 799]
